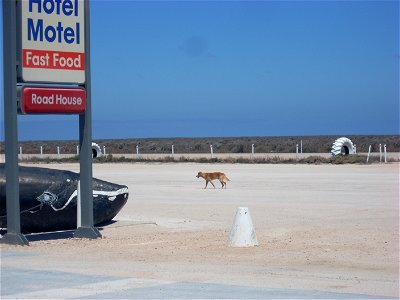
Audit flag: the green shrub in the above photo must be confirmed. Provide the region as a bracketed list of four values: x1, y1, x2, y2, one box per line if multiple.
[18, 153, 396, 165]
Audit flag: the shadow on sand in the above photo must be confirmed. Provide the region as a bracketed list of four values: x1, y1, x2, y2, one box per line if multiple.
[0, 221, 117, 242]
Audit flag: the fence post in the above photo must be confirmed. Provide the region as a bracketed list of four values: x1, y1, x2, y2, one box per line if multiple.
[366, 145, 371, 163]
[379, 144, 382, 162]
[210, 144, 214, 158]
[354, 144, 357, 154]
[76, 145, 79, 155]
[136, 145, 139, 158]
[57, 146, 60, 159]
[251, 144, 255, 160]
[19, 146, 22, 157]
[172, 145, 174, 157]
[296, 144, 299, 161]
[40, 146, 43, 156]
[384, 144, 387, 163]
[300, 140, 303, 154]
[103, 146, 106, 155]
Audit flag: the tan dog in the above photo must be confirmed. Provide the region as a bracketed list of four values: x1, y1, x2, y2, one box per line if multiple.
[196, 172, 230, 189]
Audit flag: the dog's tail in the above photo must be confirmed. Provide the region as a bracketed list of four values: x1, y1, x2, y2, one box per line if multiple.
[224, 175, 230, 181]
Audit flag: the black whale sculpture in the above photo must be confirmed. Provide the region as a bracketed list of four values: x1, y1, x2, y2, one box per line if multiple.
[0, 164, 129, 233]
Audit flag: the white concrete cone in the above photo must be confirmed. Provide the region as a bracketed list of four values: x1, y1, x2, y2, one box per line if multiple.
[229, 207, 258, 247]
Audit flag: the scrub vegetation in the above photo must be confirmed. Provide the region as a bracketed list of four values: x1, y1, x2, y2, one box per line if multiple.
[2, 135, 399, 156]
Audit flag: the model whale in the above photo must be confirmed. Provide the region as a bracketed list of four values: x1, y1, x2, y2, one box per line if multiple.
[0, 164, 129, 233]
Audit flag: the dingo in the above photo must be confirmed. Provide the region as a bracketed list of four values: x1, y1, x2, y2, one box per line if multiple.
[196, 172, 230, 189]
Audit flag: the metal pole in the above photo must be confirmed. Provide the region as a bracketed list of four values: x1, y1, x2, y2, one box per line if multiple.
[300, 140, 303, 154]
[77, 180, 81, 228]
[136, 145, 139, 158]
[379, 144, 382, 162]
[296, 144, 299, 161]
[57, 146, 60, 159]
[40, 146, 43, 156]
[251, 144, 254, 160]
[76, 145, 79, 155]
[74, 0, 101, 239]
[1, 0, 29, 245]
[210, 144, 214, 158]
[103, 145, 106, 155]
[172, 144, 174, 156]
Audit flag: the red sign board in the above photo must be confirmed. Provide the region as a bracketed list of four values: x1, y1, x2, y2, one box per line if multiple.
[20, 86, 86, 114]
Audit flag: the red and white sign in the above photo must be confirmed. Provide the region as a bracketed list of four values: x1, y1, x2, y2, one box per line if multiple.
[20, 86, 86, 114]
[18, 0, 85, 84]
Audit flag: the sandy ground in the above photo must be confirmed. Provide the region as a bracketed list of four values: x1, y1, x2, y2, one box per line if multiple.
[1, 162, 399, 297]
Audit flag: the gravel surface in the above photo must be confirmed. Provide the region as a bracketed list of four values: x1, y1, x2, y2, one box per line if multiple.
[1, 162, 399, 298]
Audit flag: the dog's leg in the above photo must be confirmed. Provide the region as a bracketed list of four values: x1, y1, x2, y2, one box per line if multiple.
[210, 181, 216, 188]
[204, 181, 208, 189]
[220, 181, 224, 189]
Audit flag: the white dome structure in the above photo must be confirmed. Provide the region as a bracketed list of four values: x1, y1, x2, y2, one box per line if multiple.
[331, 137, 355, 156]
[92, 142, 102, 158]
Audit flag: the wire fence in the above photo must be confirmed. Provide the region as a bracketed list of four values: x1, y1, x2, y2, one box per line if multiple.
[1, 147, 399, 163]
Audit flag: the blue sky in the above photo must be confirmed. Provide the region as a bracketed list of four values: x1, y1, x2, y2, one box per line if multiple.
[1, 0, 399, 141]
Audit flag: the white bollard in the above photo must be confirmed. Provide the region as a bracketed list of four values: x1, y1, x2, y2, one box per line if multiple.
[210, 144, 214, 159]
[19, 146, 22, 156]
[229, 207, 258, 247]
[103, 146, 106, 155]
[76, 145, 79, 155]
[57, 146, 60, 159]
[379, 144, 382, 162]
[366, 145, 371, 163]
[136, 145, 139, 158]
[354, 144, 357, 154]
[40, 146, 43, 156]
[172, 144, 174, 156]
[251, 144, 255, 160]
[296, 144, 299, 160]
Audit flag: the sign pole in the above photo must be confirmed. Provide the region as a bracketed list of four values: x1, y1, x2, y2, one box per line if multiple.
[1, 0, 29, 245]
[74, 0, 101, 239]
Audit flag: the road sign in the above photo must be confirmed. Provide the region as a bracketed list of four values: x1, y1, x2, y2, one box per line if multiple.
[18, 86, 86, 114]
[2, 0, 100, 246]
[17, 0, 85, 84]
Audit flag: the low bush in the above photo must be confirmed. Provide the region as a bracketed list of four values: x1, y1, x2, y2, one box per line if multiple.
[18, 154, 397, 165]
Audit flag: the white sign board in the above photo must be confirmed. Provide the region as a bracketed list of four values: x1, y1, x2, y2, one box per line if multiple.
[17, 0, 85, 84]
